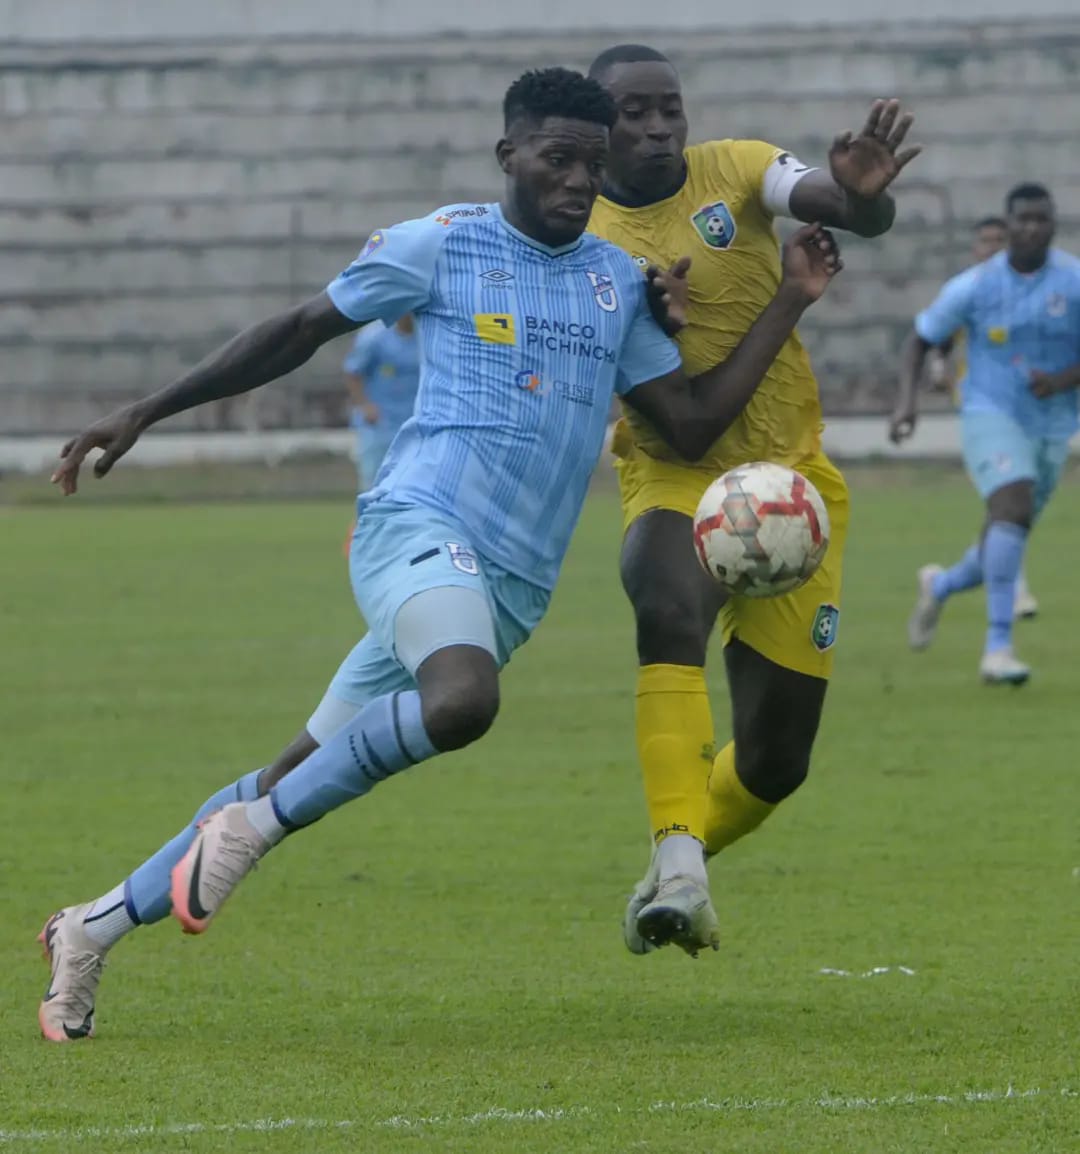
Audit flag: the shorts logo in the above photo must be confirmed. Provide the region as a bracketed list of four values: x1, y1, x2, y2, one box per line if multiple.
[1047, 293, 1067, 318]
[474, 313, 516, 344]
[585, 271, 619, 313]
[358, 230, 385, 259]
[691, 201, 736, 250]
[810, 603, 839, 653]
[446, 542, 479, 576]
[987, 326, 1008, 345]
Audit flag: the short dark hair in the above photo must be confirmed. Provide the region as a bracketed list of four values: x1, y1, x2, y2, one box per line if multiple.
[1006, 182, 1053, 213]
[587, 44, 671, 81]
[503, 67, 616, 132]
[974, 215, 1007, 231]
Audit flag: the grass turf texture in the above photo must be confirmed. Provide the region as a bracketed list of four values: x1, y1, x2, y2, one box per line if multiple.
[1, 468, 1077, 1152]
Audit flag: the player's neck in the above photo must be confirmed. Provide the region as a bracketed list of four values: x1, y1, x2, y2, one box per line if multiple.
[1008, 250, 1049, 275]
[601, 163, 687, 209]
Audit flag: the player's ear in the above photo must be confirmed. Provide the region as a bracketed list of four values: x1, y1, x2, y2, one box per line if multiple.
[495, 137, 515, 176]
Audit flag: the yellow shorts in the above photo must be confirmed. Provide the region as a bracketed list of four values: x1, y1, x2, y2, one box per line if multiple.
[616, 448, 850, 680]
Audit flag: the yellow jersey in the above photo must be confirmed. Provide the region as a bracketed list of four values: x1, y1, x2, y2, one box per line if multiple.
[588, 139, 823, 474]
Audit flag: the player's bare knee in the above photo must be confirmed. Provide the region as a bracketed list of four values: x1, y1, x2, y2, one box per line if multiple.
[987, 482, 1034, 529]
[633, 591, 710, 666]
[738, 739, 811, 804]
[417, 648, 501, 751]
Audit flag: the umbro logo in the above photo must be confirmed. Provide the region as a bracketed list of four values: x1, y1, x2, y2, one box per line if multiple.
[480, 269, 514, 285]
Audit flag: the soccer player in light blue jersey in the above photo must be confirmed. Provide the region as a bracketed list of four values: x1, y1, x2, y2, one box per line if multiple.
[39, 67, 841, 1039]
[891, 183, 1080, 683]
[344, 314, 420, 491]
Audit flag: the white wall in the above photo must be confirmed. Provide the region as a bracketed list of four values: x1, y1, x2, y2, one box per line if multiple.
[3, 0, 1078, 40]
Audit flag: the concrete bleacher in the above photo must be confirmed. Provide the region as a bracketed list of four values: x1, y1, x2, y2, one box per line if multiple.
[2, 18, 1079, 431]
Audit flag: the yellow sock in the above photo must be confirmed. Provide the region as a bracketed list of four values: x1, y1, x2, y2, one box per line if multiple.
[704, 741, 776, 855]
[636, 664, 714, 843]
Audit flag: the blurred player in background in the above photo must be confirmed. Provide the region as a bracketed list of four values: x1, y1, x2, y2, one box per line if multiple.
[37, 66, 842, 1041]
[344, 314, 420, 491]
[922, 216, 1038, 618]
[586, 44, 919, 957]
[892, 183, 1080, 683]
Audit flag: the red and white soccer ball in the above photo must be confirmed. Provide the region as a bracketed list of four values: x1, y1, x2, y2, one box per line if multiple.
[692, 462, 830, 598]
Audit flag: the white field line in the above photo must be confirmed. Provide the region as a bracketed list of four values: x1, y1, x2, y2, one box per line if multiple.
[0, 1085, 1074, 1144]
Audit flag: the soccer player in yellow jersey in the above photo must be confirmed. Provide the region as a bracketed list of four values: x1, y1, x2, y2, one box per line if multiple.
[586, 44, 920, 955]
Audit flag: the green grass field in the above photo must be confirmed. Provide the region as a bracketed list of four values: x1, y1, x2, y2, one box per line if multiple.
[1, 469, 1077, 1152]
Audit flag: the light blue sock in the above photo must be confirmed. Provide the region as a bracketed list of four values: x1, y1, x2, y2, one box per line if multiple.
[983, 521, 1028, 653]
[931, 543, 983, 601]
[123, 768, 264, 924]
[270, 691, 437, 829]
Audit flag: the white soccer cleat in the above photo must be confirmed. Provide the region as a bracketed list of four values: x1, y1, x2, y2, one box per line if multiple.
[1014, 579, 1039, 620]
[37, 904, 106, 1042]
[622, 849, 660, 955]
[171, 803, 269, 934]
[635, 875, 720, 958]
[908, 564, 945, 651]
[980, 647, 1031, 686]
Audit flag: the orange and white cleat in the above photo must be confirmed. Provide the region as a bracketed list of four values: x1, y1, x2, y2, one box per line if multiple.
[171, 803, 269, 934]
[37, 905, 104, 1042]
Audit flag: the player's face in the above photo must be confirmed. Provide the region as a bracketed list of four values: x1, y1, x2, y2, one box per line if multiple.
[600, 61, 688, 197]
[497, 117, 609, 247]
[972, 224, 1006, 263]
[1007, 197, 1055, 269]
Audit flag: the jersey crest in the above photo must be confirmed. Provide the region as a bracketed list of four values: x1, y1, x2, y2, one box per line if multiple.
[691, 201, 737, 250]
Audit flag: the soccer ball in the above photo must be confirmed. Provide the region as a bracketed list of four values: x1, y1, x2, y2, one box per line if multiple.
[692, 462, 830, 598]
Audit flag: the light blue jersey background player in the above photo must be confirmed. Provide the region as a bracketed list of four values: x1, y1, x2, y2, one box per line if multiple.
[343, 314, 420, 490]
[40, 67, 840, 1040]
[892, 183, 1080, 683]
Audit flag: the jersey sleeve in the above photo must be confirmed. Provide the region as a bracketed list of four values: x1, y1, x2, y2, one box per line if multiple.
[326, 217, 445, 325]
[726, 140, 820, 218]
[915, 270, 978, 347]
[342, 324, 381, 377]
[615, 279, 683, 396]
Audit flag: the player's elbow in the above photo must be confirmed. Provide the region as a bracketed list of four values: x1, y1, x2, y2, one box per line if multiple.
[663, 419, 712, 462]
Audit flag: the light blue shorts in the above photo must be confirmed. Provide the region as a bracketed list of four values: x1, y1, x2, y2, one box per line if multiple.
[308, 501, 550, 737]
[961, 409, 1070, 517]
[354, 424, 394, 490]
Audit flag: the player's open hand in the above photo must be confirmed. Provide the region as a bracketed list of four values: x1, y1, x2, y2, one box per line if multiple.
[829, 99, 921, 200]
[780, 224, 843, 304]
[51, 405, 145, 495]
[645, 256, 692, 336]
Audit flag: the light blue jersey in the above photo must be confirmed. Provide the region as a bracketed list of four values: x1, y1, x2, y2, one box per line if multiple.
[916, 248, 1080, 440]
[326, 203, 681, 589]
[343, 321, 421, 434]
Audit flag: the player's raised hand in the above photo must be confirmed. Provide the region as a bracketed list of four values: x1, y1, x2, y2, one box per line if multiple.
[645, 256, 692, 336]
[780, 224, 843, 304]
[829, 99, 921, 200]
[51, 405, 145, 495]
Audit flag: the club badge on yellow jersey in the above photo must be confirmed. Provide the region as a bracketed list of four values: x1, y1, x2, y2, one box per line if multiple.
[588, 139, 824, 474]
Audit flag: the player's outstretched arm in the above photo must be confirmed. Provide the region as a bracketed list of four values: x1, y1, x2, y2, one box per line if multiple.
[53, 293, 357, 494]
[789, 99, 920, 238]
[627, 224, 841, 461]
[889, 329, 932, 444]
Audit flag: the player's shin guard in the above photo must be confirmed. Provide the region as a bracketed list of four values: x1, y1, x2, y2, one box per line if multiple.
[636, 664, 713, 844]
[703, 742, 776, 856]
[269, 690, 437, 829]
[983, 521, 1028, 653]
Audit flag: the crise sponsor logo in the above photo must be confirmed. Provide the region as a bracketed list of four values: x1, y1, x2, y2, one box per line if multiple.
[514, 370, 594, 406]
